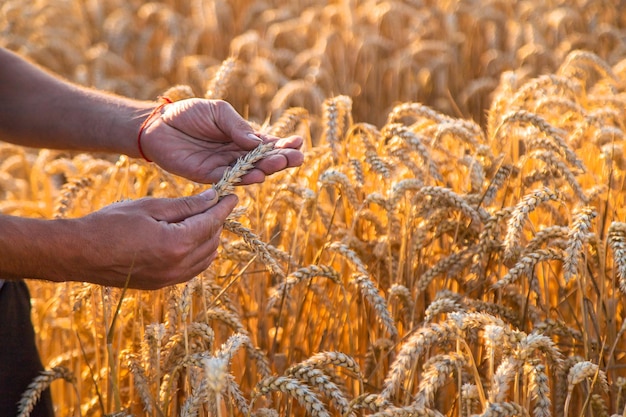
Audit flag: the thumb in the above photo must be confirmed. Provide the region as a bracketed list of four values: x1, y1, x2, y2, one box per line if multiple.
[155, 189, 218, 223]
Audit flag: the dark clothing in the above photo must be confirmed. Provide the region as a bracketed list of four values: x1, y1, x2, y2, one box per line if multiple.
[0, 280, 54, 417]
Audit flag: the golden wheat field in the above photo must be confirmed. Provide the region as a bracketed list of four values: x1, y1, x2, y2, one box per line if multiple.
[4, 0, 626, 416]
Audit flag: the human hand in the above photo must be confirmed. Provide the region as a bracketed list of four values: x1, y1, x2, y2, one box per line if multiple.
[68, 189, 238, 290]
[139, 98, 304, 184]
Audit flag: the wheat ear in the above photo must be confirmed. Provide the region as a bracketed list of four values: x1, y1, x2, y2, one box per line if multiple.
[480, 402, 529, 417]
[525, 360, 551, 417]
[416, 352, 466, 408]
[563, 206, 596, 283]
[214, 142, 275, 197]
[285, 365, 352, 416]
[252, 376, 331, 417]
[608, 222, 626, 294]
[205, 56, 238, 99]
[267, 265, 341, 311]
[503, 187, 560, 260]
[352, 274, 398, 338]
[380, 321, 460, 400]
[18, 367, 76, 417]
[224, 219, 285, 277]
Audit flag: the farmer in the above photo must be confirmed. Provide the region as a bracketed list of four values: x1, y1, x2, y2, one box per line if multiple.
[0, 47, 304, 417]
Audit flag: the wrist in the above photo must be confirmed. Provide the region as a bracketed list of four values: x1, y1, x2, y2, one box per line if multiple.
[136, 96, 173, 162]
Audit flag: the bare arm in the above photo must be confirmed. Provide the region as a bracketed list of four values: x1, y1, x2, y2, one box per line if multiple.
[0, 47, 303, 183]
[0, 47, 152, 156]
[0, 191, 239, 289]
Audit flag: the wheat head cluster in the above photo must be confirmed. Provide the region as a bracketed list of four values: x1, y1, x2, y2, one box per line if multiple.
[2, 0, 626, 416]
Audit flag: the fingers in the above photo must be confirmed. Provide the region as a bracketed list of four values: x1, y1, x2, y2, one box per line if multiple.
[209, 100, 262, 149]
[259, 134, 304, 151]
[178, 236, 221, 280]
[183, 194, 238, 229]
[151, 188, 219, 223]
[162, 195, 238, 281]
[162, 98, 305, 152]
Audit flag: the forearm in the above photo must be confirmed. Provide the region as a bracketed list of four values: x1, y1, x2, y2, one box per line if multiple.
[0, 214, 84, 283]
[0, 48, 154, 156]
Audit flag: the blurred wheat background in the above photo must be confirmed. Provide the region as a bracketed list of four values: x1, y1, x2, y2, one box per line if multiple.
[2, 0, 626, 416]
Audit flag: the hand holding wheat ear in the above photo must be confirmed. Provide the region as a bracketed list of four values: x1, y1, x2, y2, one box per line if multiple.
[139, 98, 304, 184]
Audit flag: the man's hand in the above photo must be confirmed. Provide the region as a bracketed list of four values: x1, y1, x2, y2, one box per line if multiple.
[62, 189, 238, 289]
[139, 98, 305, 184]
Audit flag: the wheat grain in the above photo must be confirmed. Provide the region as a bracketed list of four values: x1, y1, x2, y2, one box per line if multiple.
[525, 226, 569, 253]
[389, 179, 425, 209]
[294, 351, 361, 378]
[430, 122, 481, 150]
[567, 361, 607, 391]
[516, 332, 562, 367]
[387, 102, 447, 125]
[465, 300, 521, 329]
[141, 322, 165, 384]
[564, 360, 608, 417]
[590, 394, 609, 417]
[461, 384, 480, 417]
[162, 322, 215, 373]
[252, 408, 280, 417]
[356, 208, 387, 235]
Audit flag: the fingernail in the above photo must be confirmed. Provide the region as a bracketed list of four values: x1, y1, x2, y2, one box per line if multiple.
[200, 188, 217, 200]
[247, 133, 263, 142]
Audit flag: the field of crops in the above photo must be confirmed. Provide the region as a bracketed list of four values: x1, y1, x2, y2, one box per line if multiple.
[2, 0, 626, 416]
